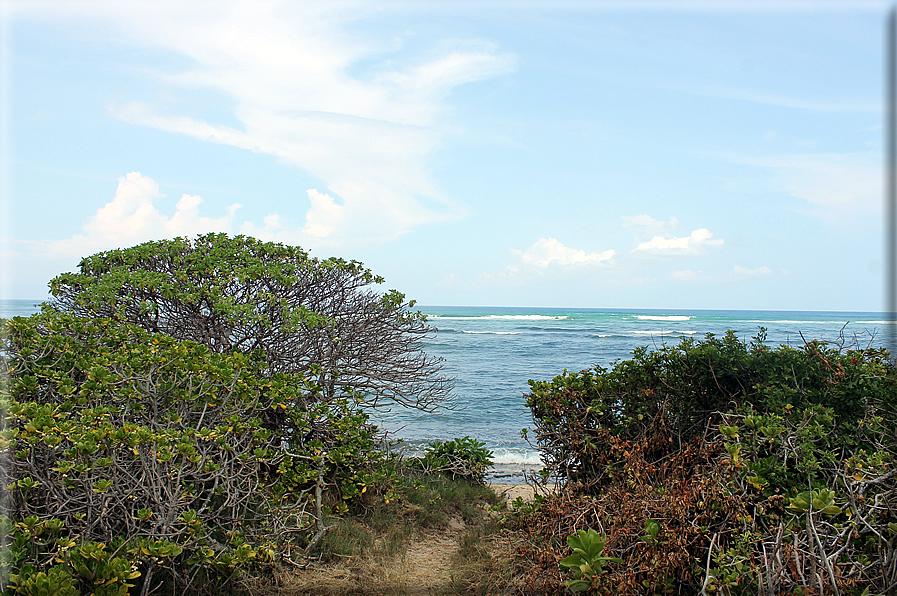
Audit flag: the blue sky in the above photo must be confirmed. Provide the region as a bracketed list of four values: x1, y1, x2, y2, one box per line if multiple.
[0, 0, 890, 310]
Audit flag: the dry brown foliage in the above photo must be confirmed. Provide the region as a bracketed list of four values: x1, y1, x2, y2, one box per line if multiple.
[512, 422, 753, 595]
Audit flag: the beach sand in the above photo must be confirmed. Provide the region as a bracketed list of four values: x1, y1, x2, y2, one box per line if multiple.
[489, 482, 538, 503]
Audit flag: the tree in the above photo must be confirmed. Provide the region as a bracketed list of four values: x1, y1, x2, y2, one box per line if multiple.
[0, 307, 394, 595]
[48, 233, 451, 410]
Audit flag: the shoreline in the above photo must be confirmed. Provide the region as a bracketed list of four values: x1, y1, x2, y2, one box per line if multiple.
[485, 462, 542, 485]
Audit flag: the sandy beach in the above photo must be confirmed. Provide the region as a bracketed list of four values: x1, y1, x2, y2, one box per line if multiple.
[489, 482, 538, 503]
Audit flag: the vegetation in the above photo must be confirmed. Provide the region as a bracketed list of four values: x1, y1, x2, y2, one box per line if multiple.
[419, 436, 495, 484]
[48, 233, 451, 411]
[515, 329, 897, 594]
[559, 529, 622, 592]
[265, 458, 505, 595]
[0, 234, 456, 595]
[0, 307, 396, 595]
[5, 232, 895, 595]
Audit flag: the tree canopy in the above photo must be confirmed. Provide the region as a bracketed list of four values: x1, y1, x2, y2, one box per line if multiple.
[49, 233, 451, 410]
[0, 233, 442, 594]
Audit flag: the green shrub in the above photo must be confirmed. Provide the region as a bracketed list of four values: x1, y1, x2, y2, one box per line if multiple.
[559, 529, 622, 592]
[0, 308, 395, 595]
[526, 329, 894, 489]
[0, 234, 452, 594]
[420, 436, 494, 484]
[521, 330, 897, 595]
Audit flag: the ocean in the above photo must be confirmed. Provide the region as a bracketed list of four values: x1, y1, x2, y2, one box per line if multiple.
[1, 299, 891, 482]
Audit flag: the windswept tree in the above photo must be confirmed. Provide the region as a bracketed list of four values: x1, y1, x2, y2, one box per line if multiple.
[49, 233, 451, 410]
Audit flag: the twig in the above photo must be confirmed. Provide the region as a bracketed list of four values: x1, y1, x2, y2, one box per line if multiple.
[698, 533, 718, 596]
[806, 486, 840, 596]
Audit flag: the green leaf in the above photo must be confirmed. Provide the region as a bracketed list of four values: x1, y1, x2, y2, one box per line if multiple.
[564, 579, 592, 592]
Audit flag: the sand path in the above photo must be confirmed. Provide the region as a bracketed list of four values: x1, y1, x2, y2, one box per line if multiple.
[281, 484, 536, 594]
[396, 515, 466, 594]
[391, 484, 536, 594]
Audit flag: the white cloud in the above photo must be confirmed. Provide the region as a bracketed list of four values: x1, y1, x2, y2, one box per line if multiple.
[80, 172, 167, 242]
[670, 83, 878, 113]
[733, 265, 773, 277]
[726, 151, 880, 220]
[633, 228, 724, 256]
[621, 214, 679, 229]
[669, 269, 699, 280]
[516, 237, 615, 267]
[52, 1, 516, 243]
[301, 189, 345, 238]
[377, 47, 514, 101]
[239, 213, 283, 240]
[779, 153, 879, 220]
[41, 172, 239, 257]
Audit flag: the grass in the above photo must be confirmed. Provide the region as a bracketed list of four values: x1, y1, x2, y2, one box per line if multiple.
[448, 522, 529, 596]
[399, 473, 502, 527]
[319, 519, 374, 561]
[317, 471, 503, 558]
[281, 466, 512, 595]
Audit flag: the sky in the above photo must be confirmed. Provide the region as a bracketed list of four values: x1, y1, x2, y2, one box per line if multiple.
[0, 0, 891, 311]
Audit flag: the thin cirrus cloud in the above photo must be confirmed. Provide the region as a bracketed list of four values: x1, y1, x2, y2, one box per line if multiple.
[515, 237, 615, 268]
[669, 269, 699, 281]
[720, 151, 880, 221]
[669, 266, 773, 282]
[667, 82, 878, 114]
[81, 1, 518, 244]
[778, 153, 880, 220]
[38, 172, 239, 258]
[621, 214, 680, 229]
[633, 228, 724, 256]
[733, 265, 773, 277]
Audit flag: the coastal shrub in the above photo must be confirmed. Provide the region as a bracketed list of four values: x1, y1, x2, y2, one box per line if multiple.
[526, 329, 893, 487]
[48, 233, 451, 410]
[519, 330, 897, 594]
[419, 436, 494, 484]
[0, 307, 396, 595]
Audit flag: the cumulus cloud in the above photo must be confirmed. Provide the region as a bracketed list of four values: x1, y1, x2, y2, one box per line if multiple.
[516, 238, 615, 267]
[49, 1, 516, 243]
[239, 213, 283, 240]
[41, 172, 239, 257]
[301, 189, 345, 238]
[633, 228, 724, 256]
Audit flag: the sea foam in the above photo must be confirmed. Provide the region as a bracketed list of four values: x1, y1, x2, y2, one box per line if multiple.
[634, 315, 692, 321]
[461, 330, 522, 335]
[490, 448, 544, 465]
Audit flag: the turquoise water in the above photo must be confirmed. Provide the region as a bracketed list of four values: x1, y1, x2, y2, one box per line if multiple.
[0, 299, 49, 318]
[2, 300, 890, 480]
[374, 306, 890, 478]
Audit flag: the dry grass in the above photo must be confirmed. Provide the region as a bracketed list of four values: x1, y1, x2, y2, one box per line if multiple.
[274, 518, 469, 595]
[266, 477, 529, 595]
